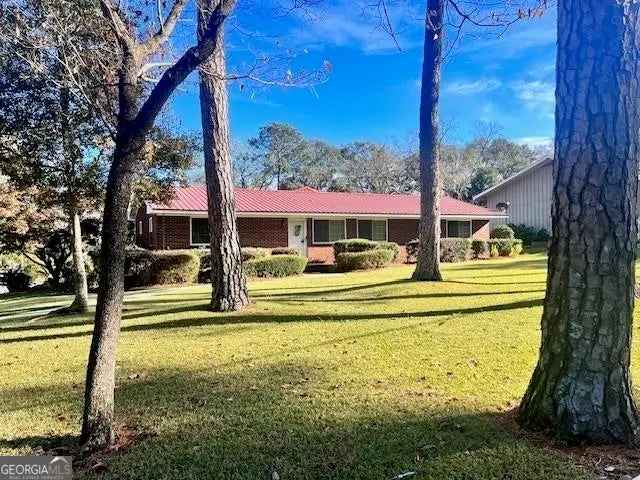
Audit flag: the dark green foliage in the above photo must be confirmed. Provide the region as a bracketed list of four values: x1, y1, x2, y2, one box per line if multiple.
[2, 265, 33, 292]
[125, 250, 200, 287]
[241, 247, 271, 262]
[333, 238, 379, 257]
[490, 224, 515, 239]
[243, 255, 308, 278]
[375, 241, 400, 262]
[508, 224, 550, 246]
[471, 240, 488, 258]
[336, 249, 395, 272]
[440, 239, 472, 263]
[271, 247, 300, 256]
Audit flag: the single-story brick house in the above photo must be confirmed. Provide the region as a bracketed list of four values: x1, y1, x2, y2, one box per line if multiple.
[136, 186, 507, 263]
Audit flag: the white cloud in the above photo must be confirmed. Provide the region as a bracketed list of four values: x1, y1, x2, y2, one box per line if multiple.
[510, 80, 555, 118]
[445, 78, 502, 95]
[515, 136, 553, 148]
[286, 0, 423, 54]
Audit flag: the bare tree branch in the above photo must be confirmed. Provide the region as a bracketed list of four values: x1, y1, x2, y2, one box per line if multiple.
[142, 0, 190, 55]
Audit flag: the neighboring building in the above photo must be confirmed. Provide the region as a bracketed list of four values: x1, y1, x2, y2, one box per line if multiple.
[473, 157, 553, 232]
[136, 186, 507, 263]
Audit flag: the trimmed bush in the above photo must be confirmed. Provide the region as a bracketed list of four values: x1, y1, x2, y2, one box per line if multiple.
[126, 250, 200, 287]
[490, 224, 515, 239]
[375, 241, 400, 262]
[487, 239, 523, 257]
[489, 244, 499, 258]
[471, 240, 488, 259]
[241, 247, 270, 262]
[336, 248, 394, 272]
[333, 238, 379, 257]
[508, 223, 550, 246]
[244, 255, 308, 278]
[271, 247, 300, 256]
[440, 238, 471, 263]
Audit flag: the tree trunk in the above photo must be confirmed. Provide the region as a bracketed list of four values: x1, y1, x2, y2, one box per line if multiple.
[68, 207, 89, 313]
[198, 5, 249, 312]
[80, 134, 142, 449]
[519, 0, 640, 445]
[81, 55, 143, 449]
[412, 0, 443, 282]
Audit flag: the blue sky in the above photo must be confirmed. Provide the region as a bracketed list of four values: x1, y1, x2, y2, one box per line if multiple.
[169, 1, 557, 149]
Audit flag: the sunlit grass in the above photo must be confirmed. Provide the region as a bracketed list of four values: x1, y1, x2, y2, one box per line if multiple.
[0, 254, 602, 479]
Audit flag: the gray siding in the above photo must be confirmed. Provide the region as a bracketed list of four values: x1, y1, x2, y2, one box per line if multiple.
[483, 162, 553, 231]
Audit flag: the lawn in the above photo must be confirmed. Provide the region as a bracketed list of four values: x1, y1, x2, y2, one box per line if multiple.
[0, 253, 622, 479]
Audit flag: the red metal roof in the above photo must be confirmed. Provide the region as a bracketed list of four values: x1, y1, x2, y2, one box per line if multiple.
[150, 186, 504, 218]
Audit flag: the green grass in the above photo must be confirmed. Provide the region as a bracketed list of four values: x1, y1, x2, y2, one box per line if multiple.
[0, 253, 610, 479]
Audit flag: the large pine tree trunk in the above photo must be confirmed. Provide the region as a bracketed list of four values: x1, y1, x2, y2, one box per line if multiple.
[412, 0, 443, 282]
[68, 207, 89, 313]
[198, 7, 248, 312]
[519, 0, 640, 445]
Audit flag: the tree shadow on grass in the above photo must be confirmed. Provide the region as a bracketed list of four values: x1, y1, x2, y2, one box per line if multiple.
[0, 363, 584, 480]
[0, 298, 544, 344]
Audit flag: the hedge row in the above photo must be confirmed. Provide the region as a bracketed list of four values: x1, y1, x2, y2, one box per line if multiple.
[406, 237, 523, 263]
[333, 239, 400, 271]
[243, 255, 308, 278]
[336, 248, 395, 272]
[125, 250, 200, 287]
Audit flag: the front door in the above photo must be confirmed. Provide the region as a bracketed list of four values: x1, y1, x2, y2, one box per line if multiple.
[288, 218, 307, 256]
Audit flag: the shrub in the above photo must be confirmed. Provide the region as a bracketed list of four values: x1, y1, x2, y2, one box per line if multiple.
[3, 266, 32, 292]
[336, 248, 394, 272]
[333, 238, 379, 257]
[406, 239, 419, 263]
[244, 255, 308, 278]
[241, 247, 270, 262]
[126, 250, 200, 287]
[471, 240, 488, 258]
[440, 238, 471, 263]
[490, 224, 515, 239]
[487, 239, 523, 257]
[271, 247, 299, 256]
[489, 244, 499, 258]
[508, 224, 550, 246]
[375, 241, 400, 262]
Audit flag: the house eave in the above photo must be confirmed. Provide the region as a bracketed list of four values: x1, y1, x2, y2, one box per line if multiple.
[473, 157, 553, 201]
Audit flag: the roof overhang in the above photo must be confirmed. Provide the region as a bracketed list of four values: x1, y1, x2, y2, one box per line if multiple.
[149, 209, 508, 220]
[473, 157, 553, 201]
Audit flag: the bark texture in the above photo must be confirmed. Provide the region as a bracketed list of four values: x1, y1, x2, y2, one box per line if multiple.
[68, 208, 89, 313]
[519, 0, 640, 445]
[198, 9, 248, 312]
[412, 0, 443, 282]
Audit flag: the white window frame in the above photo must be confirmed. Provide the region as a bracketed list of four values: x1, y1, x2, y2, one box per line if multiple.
[356, 218, 388, 242]
[443, 219, 473, 239]
[190, 217, 210, 246]
[311, 218, 347, 245]
[148, 217, 153, 233]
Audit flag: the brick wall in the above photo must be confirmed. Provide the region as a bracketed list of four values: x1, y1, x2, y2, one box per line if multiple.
[237, 217, 288, 248]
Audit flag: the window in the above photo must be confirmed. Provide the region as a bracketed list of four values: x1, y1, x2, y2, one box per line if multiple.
[313, 219, 345, 243]
[446, 220, 471, 238]
[138, 221, 142, 235]
[191, 218, 210, 245]
[357, 220, 387, 241]
[148, 217, 153, 233]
